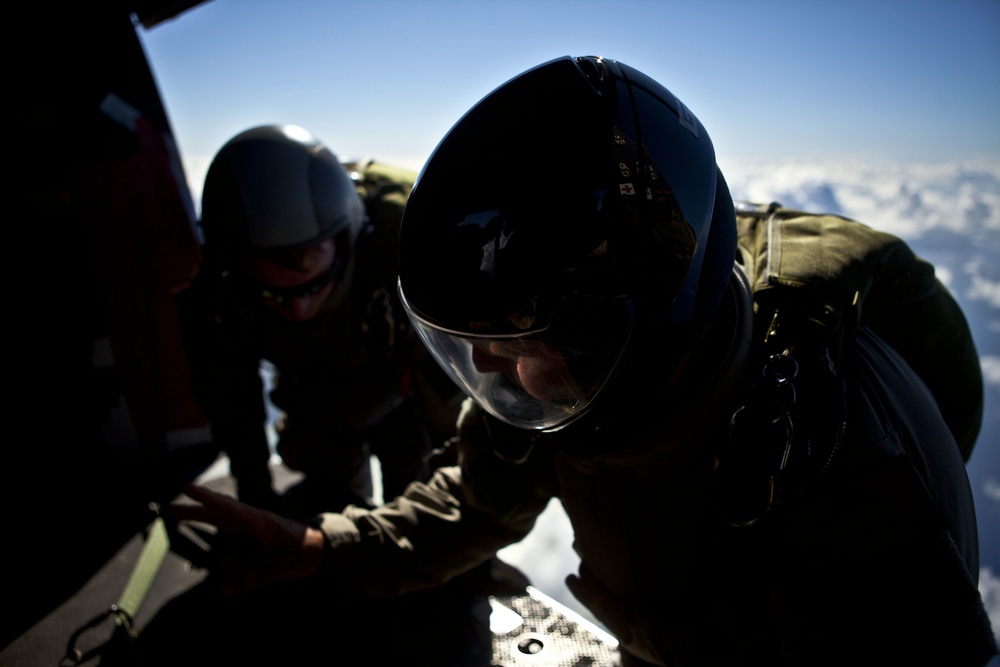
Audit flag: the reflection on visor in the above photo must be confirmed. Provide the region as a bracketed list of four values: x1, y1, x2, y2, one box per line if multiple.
[471, 339, 584, 405]
[401, 284, 634, 431]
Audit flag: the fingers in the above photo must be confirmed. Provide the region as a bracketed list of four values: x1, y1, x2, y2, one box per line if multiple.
[162, 518, 216, 569]
[179, 483, 236, 508]
[165, 484, 261, 535]
[159, 483, 322, 596]
[161, 500, 221, 525]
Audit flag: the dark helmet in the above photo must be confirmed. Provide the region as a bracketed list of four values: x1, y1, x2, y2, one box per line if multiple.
[199, 124, 365, 266]
[399, 56, 737, 432]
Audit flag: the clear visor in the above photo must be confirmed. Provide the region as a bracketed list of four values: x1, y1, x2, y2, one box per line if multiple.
[401, 284, 634, 431]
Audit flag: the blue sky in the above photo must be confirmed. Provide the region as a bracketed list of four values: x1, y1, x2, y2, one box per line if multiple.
[141, 0, 1000, 188]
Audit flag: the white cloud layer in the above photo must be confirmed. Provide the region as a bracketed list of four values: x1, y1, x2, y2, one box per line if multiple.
[980, 567, 1000, 645]
[983, 356, 1000, 390]
[718, 157, 1000, 242]
[720, 156, 1000, 383]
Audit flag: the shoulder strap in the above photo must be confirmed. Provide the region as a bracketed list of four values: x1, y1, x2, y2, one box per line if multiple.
[717, 204, 855, 527]
[714, 290, 851, 527]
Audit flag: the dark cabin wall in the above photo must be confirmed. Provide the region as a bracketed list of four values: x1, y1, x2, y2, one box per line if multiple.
[5, 3, 211, 646]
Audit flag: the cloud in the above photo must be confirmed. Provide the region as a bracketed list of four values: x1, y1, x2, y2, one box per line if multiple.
[980, 567, 1000, 645]
[987, 479, 1000, 504]
[719, 156, 1000, 358]
[718, 156, 1000, 243]
[983, 356, 1000, 390]
[966, 256, 1000, 309]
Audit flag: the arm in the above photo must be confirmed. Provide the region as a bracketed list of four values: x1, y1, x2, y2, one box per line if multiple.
[167, 399, 557, 597]
[327, 400, 557, 595]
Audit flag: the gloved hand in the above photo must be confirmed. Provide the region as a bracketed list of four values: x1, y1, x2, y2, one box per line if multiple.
[164, 484, 327, 596]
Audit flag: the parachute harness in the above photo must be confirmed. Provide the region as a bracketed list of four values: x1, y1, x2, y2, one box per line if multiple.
[714, 294, 850, 528]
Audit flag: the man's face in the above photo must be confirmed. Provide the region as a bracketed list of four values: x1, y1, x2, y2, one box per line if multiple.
[471, 338, 582, 404]
[247, 239, 337, 322]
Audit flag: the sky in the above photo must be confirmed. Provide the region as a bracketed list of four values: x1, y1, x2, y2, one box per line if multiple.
[138, 0, 1000, 637]
[139, 0, 1000, 192]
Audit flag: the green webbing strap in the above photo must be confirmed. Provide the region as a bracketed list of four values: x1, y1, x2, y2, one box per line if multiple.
[61, 517, 172, 666]
[115, 517, 171, 631]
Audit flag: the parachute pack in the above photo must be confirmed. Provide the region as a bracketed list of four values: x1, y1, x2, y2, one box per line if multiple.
[736, 201, 982, 460]
[714, 201, 984, 526]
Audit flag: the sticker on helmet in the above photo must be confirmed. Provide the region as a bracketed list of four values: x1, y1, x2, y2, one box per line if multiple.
[674, 94, 699, 137]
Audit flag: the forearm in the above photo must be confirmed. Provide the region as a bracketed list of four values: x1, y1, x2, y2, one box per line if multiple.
[315, 464, 549, 596]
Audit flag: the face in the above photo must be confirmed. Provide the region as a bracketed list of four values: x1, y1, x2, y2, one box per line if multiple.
[247, 239, 337, 322]
[471, 339, 582, 404]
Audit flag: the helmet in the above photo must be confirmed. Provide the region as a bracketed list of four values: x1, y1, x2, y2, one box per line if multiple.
[399, 56, 737, 432]
[200, 124, 365, 266]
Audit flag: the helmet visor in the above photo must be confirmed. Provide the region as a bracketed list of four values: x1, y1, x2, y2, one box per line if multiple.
[402, 282, 634, 430]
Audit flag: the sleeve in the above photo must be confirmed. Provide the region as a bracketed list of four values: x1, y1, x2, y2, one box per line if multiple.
[314, 399, 558, 596]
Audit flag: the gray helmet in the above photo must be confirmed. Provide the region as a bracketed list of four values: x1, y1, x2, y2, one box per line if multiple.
[200, 124, 365, 264]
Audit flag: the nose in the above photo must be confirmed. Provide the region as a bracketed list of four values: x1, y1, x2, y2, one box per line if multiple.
[471, 343, 511, 373]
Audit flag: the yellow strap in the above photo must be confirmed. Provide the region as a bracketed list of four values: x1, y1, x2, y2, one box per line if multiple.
[115, 517, 170, 626]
